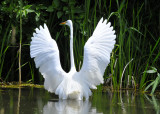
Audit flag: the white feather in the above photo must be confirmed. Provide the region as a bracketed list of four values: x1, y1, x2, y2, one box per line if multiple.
[30, 18, 116, 100]
[78, 17, 116, 89]
[30, 24, 65, 93]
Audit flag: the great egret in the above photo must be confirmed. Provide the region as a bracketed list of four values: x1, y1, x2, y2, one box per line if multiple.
[30, 17, 116, 100]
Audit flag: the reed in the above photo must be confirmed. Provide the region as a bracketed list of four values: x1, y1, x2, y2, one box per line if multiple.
[0, 0, 159, 92]
[48, 0, 160, 91]
[18, 0, 23, 85]
[0, 22, 11, 79]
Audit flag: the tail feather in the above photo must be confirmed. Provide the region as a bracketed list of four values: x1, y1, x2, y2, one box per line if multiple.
[54, 77, 92, 100]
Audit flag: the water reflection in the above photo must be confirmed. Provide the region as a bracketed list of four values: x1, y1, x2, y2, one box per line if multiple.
[17, 88, 21, 114]
[43, 100, 102, 114]
[144, 94, 160, 114]
[0, 88, 160, 114]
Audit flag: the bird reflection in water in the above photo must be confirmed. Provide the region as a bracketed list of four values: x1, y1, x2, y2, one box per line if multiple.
[43, 100, 102, 114]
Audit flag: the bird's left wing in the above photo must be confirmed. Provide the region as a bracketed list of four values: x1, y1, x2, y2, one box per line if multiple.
[78, 18, 116, 89]
[30, 24, 66, 93]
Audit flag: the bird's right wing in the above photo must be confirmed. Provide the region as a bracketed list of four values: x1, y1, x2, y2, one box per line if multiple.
[30, 24, 66, 93]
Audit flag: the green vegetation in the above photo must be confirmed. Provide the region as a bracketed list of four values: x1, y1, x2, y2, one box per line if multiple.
[144, 67, 160, 94]
[0, 82, 43, 88]
[0, 0, 159, 92]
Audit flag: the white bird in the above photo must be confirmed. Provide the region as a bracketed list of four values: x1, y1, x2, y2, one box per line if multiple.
[30, 17, 116, 100]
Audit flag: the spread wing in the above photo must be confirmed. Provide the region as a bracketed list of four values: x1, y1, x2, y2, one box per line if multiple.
[78, 17, 116, 89]
[30, 24, 66, 93]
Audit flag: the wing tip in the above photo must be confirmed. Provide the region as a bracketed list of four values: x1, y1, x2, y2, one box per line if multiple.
[35, 28, 39, 33]
[39, 25, 43, 30]
[44, 23, 47, 28]
[100, 17, 104, 23]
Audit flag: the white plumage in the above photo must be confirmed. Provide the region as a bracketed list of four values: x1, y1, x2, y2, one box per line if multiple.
[30, 17, 116, 100]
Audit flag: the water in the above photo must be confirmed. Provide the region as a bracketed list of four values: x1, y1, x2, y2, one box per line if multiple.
[0, 88, 159, 114]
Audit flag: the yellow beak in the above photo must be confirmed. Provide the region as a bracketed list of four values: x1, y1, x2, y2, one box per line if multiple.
[60, 21, 66, 25]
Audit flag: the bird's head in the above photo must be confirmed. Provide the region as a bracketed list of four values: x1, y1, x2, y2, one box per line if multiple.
[60, 20, 72, 27]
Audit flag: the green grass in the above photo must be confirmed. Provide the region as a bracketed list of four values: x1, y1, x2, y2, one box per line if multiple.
[0, 22, 11, 79]
[144, 67, 160, 94]
[0, 0, 160, 93]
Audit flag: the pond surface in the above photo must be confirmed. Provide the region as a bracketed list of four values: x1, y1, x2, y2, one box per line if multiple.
[0, 88, 160, 114]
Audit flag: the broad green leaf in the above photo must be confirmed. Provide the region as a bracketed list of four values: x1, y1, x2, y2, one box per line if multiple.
[145, 70, 157, 74]
[23, 5, 32, 9]
[57, 11, 63, 18]
[61, 0, 68, 2]
[47, 6, 54, 12]
[53, 0, 60, 8]
[69, 0, 76, 6]
[26, 9, 34, 13]
[144, 67, 157, 74]
[63, 6, 68, 11]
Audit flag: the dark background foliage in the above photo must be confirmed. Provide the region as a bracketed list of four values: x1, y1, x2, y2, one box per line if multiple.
[0, 0, 159, 90]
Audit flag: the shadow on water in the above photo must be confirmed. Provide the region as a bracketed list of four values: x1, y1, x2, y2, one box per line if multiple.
[0, 88, 160, 114]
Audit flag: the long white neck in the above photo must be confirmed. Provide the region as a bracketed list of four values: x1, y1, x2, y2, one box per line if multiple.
[69, 23, 75, 71]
